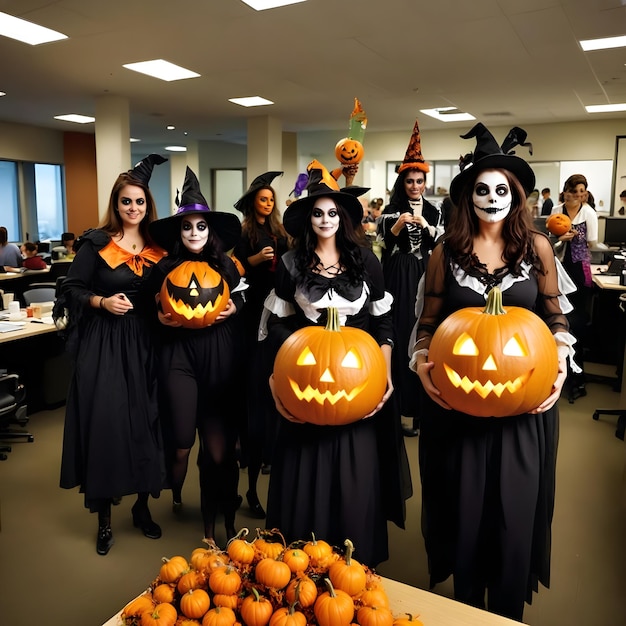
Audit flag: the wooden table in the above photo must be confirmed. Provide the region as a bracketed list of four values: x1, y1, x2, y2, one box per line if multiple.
[102, 577, 521, 626]
[0, 317, 57, 344]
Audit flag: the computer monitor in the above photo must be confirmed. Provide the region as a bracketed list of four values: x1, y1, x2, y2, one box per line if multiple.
[603, 217, 626, 248]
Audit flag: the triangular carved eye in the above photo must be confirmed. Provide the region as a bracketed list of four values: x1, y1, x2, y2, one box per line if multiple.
[297, 347, 317, 366]
[453, 332, 479, 356]
[341, 348, 362, 369]
[503, 335, 527, 357]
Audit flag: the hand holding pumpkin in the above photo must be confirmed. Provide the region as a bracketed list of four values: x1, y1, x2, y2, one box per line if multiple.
[529, 356, 567, 414]
[213, 299, 237, 324]
[269, 374, 306, 424]
[415, 361, 452, 411]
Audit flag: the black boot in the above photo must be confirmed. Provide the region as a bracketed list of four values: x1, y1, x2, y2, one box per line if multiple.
[96, 503, 114, 555]
[246, 490, 266, 519]
[131, 495, 162, 539]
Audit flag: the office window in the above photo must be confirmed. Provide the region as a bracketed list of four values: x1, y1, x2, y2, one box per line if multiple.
[0, 161, 20, 240]
[386, 160, 460, 201]
[34, 163, 65, 240]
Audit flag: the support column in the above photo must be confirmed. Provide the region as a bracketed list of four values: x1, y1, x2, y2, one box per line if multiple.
[247, 116, 283, 197]
[95, 95, 131, 219]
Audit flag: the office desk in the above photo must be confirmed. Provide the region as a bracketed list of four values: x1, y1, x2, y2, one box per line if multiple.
[103, 577, 521, 626]
[0, 318, 57, 344]
[0, 267, 50, 282]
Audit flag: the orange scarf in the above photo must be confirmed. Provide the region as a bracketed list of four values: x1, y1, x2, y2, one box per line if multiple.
[99, 240, 166, 277]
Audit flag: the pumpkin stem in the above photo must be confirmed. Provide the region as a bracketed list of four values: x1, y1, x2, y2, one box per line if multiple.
[483, 287, 506, 316]
[343, 538, 355, 566]
[251, 587, 261, 602]
[322, 577, 337, 598]
[227, 527, 249, 547]
[325, 307, 341, 332]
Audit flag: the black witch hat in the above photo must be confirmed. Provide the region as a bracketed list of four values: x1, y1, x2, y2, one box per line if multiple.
[449, 123, 534, 204]
[149, 167, 241, 253]
[128, 154, 168, 185]
[234, 171, 283, 212]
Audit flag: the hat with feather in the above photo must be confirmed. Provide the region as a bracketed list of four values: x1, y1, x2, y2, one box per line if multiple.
[150, 167, 241, 253]
[449, 123, 535, 205]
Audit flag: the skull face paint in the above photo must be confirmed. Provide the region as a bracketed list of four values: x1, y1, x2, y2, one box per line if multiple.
[472, 169, 512, 223]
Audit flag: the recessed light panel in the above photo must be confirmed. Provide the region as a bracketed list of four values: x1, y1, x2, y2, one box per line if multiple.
[420, 107, 476, 123]
[123, 60, 200, 82]
[241, 0, 306, 10]
[580, 35, 626, 52]
[54, 114, 95, 124]
[228, 96, 274, 107]
[0, 11, 67, 45]
[165, 146, 187, 152]
[585, 103, 626, 113]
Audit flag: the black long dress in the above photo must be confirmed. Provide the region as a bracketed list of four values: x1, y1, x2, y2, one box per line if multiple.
[60, 230, 166, 508]
[263, 247, 411, 568]
[377, 198, 440, 418]
[414, 238, 571, 620]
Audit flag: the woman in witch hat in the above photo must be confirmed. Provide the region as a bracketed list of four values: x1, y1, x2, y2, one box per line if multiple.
[148, 167, 246, 546]
[411, 123, 576, 620]
[262, 160, 411, 568]
[377, 119, 442, 437]
[60, 154, 168, 555]
[232, 171, 289, 518]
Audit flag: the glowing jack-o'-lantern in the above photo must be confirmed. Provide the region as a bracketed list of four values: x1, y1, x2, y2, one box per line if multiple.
[335, 138, 364, 165]
[273, 307, 387, 425]
[160, 260, 230, 328]
[428, 287, 558, 417]
[545, 213, 572, 237]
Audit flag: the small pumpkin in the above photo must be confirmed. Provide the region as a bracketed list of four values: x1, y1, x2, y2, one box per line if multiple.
[202, 606, 237, 626]
[160, 260, 230, 328]
[227, 528, 256, 565]
[282, 548, 310, 573]
[152, 584, 176, 605]
[177, 570, 207, 595]
[285, 575, 318, 608]
[254, 528, 286, 561]
[273, 307, 387, 425]
[314, 578, 354, 626]
[358, 582, 389, 609]
[356, 606, 394, 626]
[159, 556, 190, 584]
[303, 533, 335, 568]
[335, 138, 364, 165]
[328, 540, 366, 597]
[269, 603, 307, 626]
[254, 556, 292, 590]
[545, 213, 572, 236]
[121, 593, 154, 618]
[141, 602, 178, 626]
[212, 594, 240, 611]
[209, 566, 242, 596]
[428, 287, 559, 418]
[392, 614, 424, 626]
[240, 588, 274, 626]
[180, 589, 211, 620]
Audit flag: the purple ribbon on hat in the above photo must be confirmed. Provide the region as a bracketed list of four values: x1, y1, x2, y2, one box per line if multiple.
[176, 203, 210, 214]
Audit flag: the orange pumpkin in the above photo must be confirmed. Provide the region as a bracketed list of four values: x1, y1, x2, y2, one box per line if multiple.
[160, 261, 230, 328]
[269, 603, 307, 626]
[328, 540, 366, 597]
[282, 548, 310, 573]
[180, 589, 211, 619]
[335, 138, 364, 165]
[285, 575, 318, 608]
[545, 213, 572, 236]
[392, 614, 424, 626]
[209, 566, 242, 596]
[202, 606, 237, 626]
[254, 528, 286, 560]
[255, 556, 292, 589]
[358, 583, 389, 609]
[303, 533, 335, 568]
[428, 287, 559, 417]
[314, 578, 354, 626]
[122, 593, 154, 618]
[212, 594, 240, 611]
[227, 528, 256, 565]
[141, 602, 178, 626]
[160, 556, 189, 584]
[273, 307, 387, 425]
[177, 570, 207, 595]
[240, 588, 274, 626]
[153, 584, 176, 604]
[356, 606, 394, 626]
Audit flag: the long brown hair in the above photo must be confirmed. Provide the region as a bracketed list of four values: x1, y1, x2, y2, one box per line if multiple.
[444, 168, 539, 275]
[240, 186, 287, 247]
[98, 172, 158, 245]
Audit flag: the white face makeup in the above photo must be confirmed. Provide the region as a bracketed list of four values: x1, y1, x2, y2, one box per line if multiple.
[472, 169, 512, 223]
[181, 214, 209, 253]
[403, 170, 426, 201]
[311, 196, 340, 240]
[117, 184, 147, 227]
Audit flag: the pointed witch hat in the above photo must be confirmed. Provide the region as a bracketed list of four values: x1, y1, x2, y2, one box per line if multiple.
[128, 154, 168, 185]
[282, 160, 366, 238]
[149, 166, 241, 252]
[449, 123, 534, 204]
[397, 118, 430, 175]
[234, 171, 283, 212]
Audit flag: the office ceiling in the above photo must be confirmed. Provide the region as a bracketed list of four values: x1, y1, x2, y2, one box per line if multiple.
[1, 0, 625, 151]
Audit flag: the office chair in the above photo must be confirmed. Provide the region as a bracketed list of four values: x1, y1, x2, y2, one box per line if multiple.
[48, 261, 71, 282]
[22, 287, 56, 306]
[0, 373, 34, 449]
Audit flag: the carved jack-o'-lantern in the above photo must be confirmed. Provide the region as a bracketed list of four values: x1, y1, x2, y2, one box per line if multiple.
[335, 138, 364, 165]
[160, 260, 230, 328]
[545, 213, 572, 236]
[273, 307, 387, 425]
[429, 287, 558, 417]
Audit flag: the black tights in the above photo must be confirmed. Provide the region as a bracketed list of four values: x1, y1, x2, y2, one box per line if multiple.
[92, 492, 150, 527]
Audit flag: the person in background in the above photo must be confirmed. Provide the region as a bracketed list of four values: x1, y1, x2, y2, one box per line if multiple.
[550, 173, 598, 402]
[233, 171, 288, 519]
[619, 189, 626, 216]
[411, 123, 573, 621]
[540, 187, 553, 216]
[62, 232, 76, 257]
[59, 154, 168, 556]
[263, 161, 411, 568]
[0, 226, 23, 268]
[377, 118, 441, 437]
[149, 167, 246, 547]
[526, 189, 540, 217]
[19, 241, 47, 270]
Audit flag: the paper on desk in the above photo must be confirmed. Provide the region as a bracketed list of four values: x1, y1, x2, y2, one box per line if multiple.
[0, 321, 26, 332]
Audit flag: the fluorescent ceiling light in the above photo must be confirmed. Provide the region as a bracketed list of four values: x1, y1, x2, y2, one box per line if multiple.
[0, 91, 6, 97]
[54, 114, 95, 124]
[0, 11, 67, 45]
[585, 103, 626, 113]
[229, 96, 274, 107]
[420, 107, 476, 123]
[241, 0, 306, 10]
[580, 35, 626, 51]
[165, 146, 187, 152]
[123, 59, 200, 82]
[130, 138, 141, 143]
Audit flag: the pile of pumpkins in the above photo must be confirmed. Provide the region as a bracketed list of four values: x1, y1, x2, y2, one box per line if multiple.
[120, 528, 424, 626]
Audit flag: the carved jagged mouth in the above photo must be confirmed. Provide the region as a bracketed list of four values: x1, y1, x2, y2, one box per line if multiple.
[168, 292, 226, 320]
[443, 363, 532, 399]
[288, 379, 367, 405]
